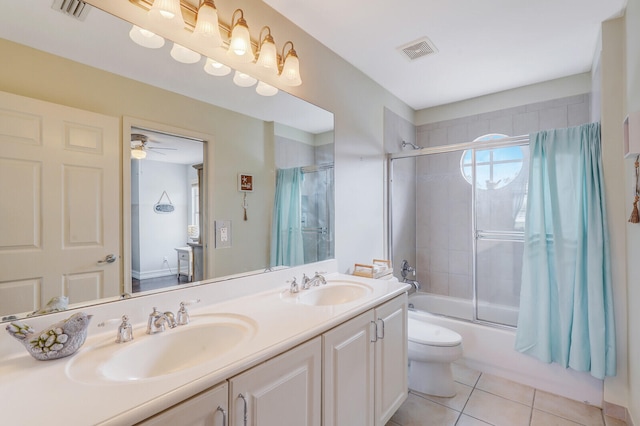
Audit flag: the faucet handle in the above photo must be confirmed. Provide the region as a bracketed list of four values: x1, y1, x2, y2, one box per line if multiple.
[289, 277, 299, 293]
[98, 315, 134, 343]
[116, 315, 134, 343]
[177, 299, 200, 325]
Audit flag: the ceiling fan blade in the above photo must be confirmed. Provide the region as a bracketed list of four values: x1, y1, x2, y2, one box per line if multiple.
[147, 147, 177, 151]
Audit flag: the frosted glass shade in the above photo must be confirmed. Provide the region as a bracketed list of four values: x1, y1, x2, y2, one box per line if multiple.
[256, 38, 278, 75]
[204, 58, 231, 76]
[281, 51, 302, 86]
[193, 1, 222, 48]
[256, 81, 278, 96]
[149, 0, 184, 28]
[170, 43, 202, 64]
[227, 22, 254, 63]
[131, 147, 147, 159]
[233, 71, 257, 87]
[129, 25, 165, 49]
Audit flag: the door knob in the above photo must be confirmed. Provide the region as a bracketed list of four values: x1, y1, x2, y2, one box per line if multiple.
[98, 254, 116, 264]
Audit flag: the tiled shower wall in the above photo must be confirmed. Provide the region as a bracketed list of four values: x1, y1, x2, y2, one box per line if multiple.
[412, 94, 591, 299]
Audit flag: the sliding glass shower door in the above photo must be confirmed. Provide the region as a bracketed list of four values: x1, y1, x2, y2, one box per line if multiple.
[389, 135, 529, 327]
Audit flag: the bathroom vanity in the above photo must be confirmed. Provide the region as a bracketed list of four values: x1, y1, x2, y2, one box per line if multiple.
[0, 261, 409, 425]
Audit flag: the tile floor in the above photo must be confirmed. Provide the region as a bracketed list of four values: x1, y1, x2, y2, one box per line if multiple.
[387, 363, 627, 426]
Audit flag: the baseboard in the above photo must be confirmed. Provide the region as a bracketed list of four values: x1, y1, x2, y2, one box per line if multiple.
[603, 401, 633, 425]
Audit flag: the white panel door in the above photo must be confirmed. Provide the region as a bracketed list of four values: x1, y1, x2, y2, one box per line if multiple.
[0, 91, 120, 317]
[323, 309, 375, 426]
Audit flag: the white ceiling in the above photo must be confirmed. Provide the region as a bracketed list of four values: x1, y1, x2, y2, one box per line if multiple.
[264, 0, 627, 110]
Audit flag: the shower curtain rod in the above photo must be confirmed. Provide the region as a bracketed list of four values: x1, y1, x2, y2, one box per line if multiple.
[388, 134, 530, 160]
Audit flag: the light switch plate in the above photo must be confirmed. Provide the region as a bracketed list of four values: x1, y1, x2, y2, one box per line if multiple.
[215, 220, 232, 248]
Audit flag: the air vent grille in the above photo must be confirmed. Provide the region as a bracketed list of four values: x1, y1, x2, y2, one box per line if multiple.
[52, 0, 91, 21]
[398, 37, 438, 61]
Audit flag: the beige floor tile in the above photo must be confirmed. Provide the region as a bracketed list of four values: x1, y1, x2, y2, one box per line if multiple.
[452, 362, 481, 387]
[390, 393, 460, 426]
[412, 381, 473, 411]
[463, 389, 531, 426]
[534, 390, 604, 426]
[531, 409, 582, 425]
[475, 373, 535, 406]
[386, 421, 402, 426]
[455, 414, 493, 425]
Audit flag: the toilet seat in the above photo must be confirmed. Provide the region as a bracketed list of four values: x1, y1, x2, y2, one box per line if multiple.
[408, 318, 462, 347]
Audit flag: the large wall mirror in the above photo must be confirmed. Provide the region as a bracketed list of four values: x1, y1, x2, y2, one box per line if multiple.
[0, 1, 334, 321]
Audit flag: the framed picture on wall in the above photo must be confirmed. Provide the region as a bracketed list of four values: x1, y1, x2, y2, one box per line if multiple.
[238, 173, 254, 192]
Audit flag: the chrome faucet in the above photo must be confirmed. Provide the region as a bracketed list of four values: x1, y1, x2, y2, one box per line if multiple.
[307, 272, 326, 287]
[290, 277, 300, 293]
[116, 315, 134, 343]
[301, 273, 312, 290]
[146, 307, 177, 334]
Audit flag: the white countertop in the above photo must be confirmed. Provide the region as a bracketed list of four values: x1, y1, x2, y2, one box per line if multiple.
[0, 265, 408, 425]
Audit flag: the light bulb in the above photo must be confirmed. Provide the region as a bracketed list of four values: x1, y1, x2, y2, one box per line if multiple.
[131, 147, 147, 159]
[227, 10, 254, 63]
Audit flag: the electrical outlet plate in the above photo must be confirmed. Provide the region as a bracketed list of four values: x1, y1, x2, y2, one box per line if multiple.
[215, 220, 232, 248]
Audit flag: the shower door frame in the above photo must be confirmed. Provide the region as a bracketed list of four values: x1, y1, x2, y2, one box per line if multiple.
[387, 135, 529, 327]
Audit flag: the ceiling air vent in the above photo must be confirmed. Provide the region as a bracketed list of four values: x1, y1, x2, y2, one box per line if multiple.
[398, 37, 438, 61]
[51, 0, 91, 21]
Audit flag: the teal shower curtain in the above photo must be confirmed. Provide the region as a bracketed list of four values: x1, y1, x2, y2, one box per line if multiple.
[270, 167, 304, 267]
[515, 122, 616, 379]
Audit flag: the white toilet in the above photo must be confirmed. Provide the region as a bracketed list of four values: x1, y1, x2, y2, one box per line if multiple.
[408, 317, 463, 397]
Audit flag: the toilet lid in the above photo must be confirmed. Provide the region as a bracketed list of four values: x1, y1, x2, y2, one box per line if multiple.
[408, 318, 462, 347]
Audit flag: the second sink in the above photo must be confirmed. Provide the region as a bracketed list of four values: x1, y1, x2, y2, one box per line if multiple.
[281, 280, 373, 306]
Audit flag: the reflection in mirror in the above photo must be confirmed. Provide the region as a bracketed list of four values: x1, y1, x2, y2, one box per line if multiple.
[129, 127, 206, 293]
[0, 0, 334, 321]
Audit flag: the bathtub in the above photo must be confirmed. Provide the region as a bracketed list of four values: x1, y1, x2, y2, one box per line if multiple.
[408, 293, 604, 406]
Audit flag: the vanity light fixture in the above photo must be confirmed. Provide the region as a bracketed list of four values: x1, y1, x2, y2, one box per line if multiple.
[255, 26, 278, 76]
[280, 41, 302, 86]
[256, 81, 278, 96]
[127, 0, 303, 95]
[227, 9, 254, 63]
[131, 146, 147, 159]
[148, 0, 184, 28]
[129, 25, 165, 48]
[233, 70, 257, 88]
[204, 57, 231, 76]
[192, 0, 222, 48]
[170, 42, 201, 64]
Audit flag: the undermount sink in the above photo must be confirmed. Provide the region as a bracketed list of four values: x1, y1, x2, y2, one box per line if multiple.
[281, 280, 373, 306]
[66, 313, 257, 383]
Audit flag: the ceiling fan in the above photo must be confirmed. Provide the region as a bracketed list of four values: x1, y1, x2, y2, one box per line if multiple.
[130, 133, 177, 159]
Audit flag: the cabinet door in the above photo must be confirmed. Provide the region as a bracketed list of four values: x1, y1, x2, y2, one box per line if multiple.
[375, 294, 408, 426]
[323, 310, 375, 426]
[137, 382, 228, 426]
[229, 337, 321, 426]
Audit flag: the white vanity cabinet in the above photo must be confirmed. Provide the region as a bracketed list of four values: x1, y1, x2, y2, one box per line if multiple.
[322, 294, 408, 426]
[228, 336, 322, 426]
[136, 382, 228, 426]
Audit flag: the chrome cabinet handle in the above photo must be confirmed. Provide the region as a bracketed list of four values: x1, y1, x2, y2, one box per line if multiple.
[97, 254, 116, 264]
[238, 393, 248, 426]
[371, 321, 378, 342]
[377, 318, 385, 339]
[216, 405, 227, 426]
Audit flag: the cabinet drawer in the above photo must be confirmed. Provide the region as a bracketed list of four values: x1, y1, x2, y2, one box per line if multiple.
[178, 252, 190, 261]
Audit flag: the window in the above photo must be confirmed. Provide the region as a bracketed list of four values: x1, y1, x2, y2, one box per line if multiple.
[460, 134, 524, 190]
